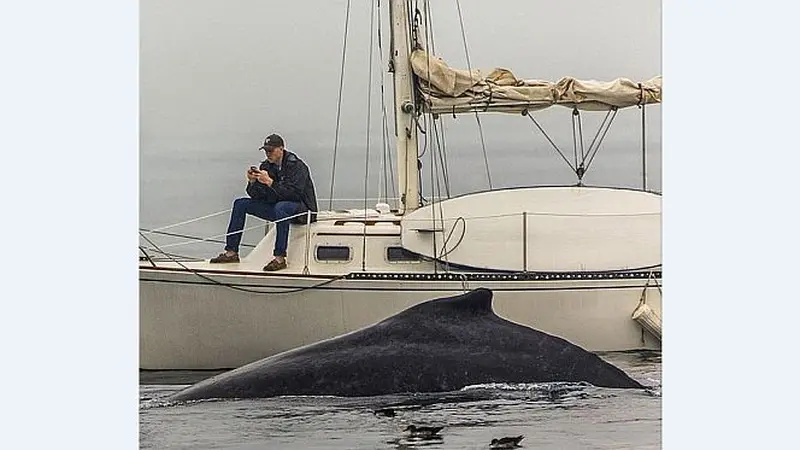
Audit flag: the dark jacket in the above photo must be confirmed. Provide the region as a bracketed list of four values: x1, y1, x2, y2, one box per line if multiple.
[246, 150, 318, 223]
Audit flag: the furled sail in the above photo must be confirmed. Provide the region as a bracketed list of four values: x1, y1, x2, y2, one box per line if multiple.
[410, 49, 662, 115]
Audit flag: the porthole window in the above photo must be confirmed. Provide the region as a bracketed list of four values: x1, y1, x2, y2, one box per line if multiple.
[386, 246, 420, 262]
[316, 246, 351, 262]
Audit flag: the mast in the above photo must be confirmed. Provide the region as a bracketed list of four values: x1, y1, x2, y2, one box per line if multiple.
[389, 0, 420, 214]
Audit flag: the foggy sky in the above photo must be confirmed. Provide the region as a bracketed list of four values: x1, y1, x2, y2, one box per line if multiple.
[141, 0, 661, 156]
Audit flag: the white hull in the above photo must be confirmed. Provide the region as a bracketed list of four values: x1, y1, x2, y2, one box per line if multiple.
[140, 266, 661, 369]
[140, 188, 662, 370]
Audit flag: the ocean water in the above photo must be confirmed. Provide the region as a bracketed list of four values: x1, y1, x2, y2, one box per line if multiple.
[140, 351, 661, 449]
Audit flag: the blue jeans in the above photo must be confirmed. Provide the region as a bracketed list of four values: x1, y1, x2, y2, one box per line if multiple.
[225, 197, 301, 257]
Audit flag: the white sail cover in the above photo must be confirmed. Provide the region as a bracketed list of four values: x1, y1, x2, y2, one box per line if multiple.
[410, 49, 662, 114]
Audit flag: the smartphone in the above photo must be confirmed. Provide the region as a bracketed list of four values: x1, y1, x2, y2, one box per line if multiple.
[249, 166, 259, 172]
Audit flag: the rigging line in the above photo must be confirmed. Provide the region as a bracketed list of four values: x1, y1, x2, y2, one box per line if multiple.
[436, 217, 467, 260]
[147, 209, 231, 233]
[411, 1, 420, 45]
[376, 150, 385, 205]
[454, 0, 474, 88]
[576, 110, 586, 164]
[377, 0, 387, 204]
[405, 0, 414, 51]
[571, 109, 580, 172]
[431, 117, 453, 272]
[424, 0, 436, 54]
[430, 114, 451, 198]
[139, 231, 348, 295]
[413, 1, 432, 164]
[524, 111, 576, 173]
[151, 211, 310, 250]
[402, 210, 660, 221]
[381, 100, 397, 204]
[454, 0, 492, 189]
[384, 1, 397, 205]
[581, 108, 613, 166]
[584, 109, 619, 172]
[641, 103, 647, 191]
[437, 115, 452, 198]
[377, 122, 386, 204]
[417, 113, 429, 158]
[422, 1, 434, 101]
[139, 246, 156, 267]
[418, 158, 426, 205]
[148, 221, 269, 250]
[138, 228, 257, 249]
[417, 0, 449, 273]
[474, 113, 493, 188]
[414, 8, 427, 210]
[376, 0, 396, 208]
[422, 0, 436, 55]
[426, 113, 450, 270]
[427, 115, 439, 202]
[328, 0, 353, 210]
[432, 118, 449, 198]
[421, 2, 441, 129]
[362, 0, 377, 272]
[427, 113, 439, 273]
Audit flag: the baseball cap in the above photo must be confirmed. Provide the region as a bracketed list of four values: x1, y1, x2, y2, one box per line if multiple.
[259, 133, 284, 151]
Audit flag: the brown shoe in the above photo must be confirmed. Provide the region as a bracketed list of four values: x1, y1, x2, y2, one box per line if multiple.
[263, 258, 287, 271]
[209, 252, 239, 263]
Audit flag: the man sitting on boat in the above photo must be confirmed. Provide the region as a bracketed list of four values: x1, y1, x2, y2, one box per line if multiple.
[210, 133, 318, 271]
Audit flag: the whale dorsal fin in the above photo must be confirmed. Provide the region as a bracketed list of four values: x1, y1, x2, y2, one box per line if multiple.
[403, 288, 494, 317]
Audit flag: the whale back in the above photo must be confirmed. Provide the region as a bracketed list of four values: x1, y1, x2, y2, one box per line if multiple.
[169, 289, 644, 400]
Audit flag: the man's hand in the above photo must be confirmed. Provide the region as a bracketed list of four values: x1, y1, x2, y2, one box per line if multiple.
[256, 170, 273, 186]
[246, 168, 259, 181]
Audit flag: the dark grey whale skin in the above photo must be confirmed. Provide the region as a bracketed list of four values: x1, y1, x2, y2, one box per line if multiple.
[169, 288, 644, 401]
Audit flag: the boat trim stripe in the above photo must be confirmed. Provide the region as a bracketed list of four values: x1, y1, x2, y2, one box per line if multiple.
[140, 266, 660, 281]
[139, 277, 653, 292]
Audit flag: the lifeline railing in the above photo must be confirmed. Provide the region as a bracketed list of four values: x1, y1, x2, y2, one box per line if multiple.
[141, 207, 661, 275]
[139, 210, 311, 263]
[403, 209, 661, 274]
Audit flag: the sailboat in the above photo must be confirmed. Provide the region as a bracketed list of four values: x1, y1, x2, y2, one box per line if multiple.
[139, 0, 662, 370]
